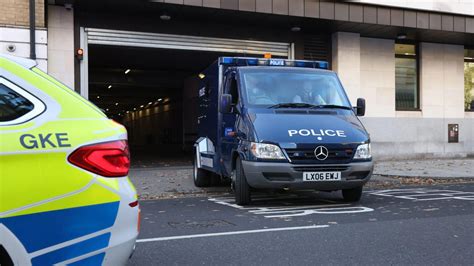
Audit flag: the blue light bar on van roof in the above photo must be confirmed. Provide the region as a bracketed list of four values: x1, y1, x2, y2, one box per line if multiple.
[218, 57, 329, 69]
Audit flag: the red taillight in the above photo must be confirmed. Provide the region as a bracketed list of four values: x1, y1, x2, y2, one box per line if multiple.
[68, 140, 130, 177]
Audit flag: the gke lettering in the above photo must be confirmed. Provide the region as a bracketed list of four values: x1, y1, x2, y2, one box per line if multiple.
[20, 133, 72, 149]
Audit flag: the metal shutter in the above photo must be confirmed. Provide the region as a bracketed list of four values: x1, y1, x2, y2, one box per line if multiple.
[85, 28, 293, 58]
[303, 34, 331, 63]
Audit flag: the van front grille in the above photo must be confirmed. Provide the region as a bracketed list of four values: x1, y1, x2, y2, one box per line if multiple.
[285, 146, 355, 164]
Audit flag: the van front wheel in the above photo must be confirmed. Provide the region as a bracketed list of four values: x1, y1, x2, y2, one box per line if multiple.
[342, 186, 363, 202]
[234, 158, 251, 205]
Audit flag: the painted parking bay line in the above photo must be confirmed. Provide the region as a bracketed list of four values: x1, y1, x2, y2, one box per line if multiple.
[136, 225, 329, 243]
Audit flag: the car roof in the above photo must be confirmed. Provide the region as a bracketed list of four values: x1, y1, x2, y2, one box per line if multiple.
[0, 53, 37, 69]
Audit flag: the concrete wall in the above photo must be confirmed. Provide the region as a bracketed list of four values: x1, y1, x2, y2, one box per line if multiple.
[360, 37, 396, 117]
[332, 32, 472, 159]
[420, 42, 465, 118]
[332, 32, 360, 105]
[0, 27, 47, 70]
[47, 6, 75, 88]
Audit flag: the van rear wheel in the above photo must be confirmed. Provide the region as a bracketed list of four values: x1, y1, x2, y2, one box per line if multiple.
[193, 152, 211, 187]
[234, 158, 251, 205]
[342, 186, 363, 202]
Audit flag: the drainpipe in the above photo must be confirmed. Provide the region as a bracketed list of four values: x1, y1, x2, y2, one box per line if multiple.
[29, 0, 36, 60]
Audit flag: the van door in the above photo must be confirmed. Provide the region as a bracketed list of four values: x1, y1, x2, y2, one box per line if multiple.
[220, 71, 239, 176]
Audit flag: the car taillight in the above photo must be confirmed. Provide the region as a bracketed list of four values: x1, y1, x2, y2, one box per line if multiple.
[68, 140, 130, 177]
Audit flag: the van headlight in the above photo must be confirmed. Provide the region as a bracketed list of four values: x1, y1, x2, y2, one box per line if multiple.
[250, 143, 286, 160]
[353, 143, 371, 160]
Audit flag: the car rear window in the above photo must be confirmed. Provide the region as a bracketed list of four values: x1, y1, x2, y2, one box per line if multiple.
[0, 83, 34, 122]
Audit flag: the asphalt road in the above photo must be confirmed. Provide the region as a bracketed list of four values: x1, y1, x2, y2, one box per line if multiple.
[129, 183, 474, 265]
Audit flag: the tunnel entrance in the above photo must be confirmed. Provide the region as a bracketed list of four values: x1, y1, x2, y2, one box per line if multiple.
[88, 45, 244, 165]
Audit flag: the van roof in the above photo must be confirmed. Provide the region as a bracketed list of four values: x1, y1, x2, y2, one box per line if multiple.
[0, 53, 37, 69]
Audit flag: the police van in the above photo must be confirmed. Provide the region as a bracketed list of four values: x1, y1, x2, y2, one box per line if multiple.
[0, 54, 138, 265]
[194, 57, 373, 205]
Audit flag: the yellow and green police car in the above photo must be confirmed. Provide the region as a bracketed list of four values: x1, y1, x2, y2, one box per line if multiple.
[0, 54, 139, 265]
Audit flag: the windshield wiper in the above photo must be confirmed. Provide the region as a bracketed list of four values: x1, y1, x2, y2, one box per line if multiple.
[310, 104, 353, 110]
[268, 103, 318, 109]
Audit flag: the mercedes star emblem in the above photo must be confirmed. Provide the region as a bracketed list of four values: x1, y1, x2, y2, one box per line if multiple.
[314, 146, 329, 161]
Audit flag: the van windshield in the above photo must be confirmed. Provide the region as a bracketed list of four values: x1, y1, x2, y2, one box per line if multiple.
[240, 69, 351, 108]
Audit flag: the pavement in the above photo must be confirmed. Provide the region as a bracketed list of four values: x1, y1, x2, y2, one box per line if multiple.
[129, 158, 474, 200]
[129, 183, 474, 265]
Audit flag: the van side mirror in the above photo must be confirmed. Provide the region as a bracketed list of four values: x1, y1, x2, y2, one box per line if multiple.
[220, 94, 233, 113]
[356, 98, 366, 116]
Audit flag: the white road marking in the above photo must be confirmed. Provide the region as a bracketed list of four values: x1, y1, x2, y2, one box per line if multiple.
[136, 225, 330, 243]
[208, 195, 374, 218]
[369, 188, 474, 201]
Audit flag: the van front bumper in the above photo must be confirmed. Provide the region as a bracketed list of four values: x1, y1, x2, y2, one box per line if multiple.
[242, 160, 373, 190]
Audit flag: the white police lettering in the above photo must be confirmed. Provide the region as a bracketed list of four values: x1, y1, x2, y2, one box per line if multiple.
[288, 129, 347, 137]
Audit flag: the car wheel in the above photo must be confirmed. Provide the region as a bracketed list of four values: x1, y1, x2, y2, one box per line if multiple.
[342, 186, 363, 202]
[234, 157, 251, 205]
[193, 151, 211, 187]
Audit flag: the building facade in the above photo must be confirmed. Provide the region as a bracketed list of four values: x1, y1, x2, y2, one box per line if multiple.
[1, 0, 474, 159]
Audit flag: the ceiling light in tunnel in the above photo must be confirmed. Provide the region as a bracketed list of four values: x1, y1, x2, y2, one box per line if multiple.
[160, 14, 171, 21]
[148, 102, 153, 105]
[198, 73, 206, 79]
[158, 98, 162, 102]
[108, 85, 112, 89]
[96, 95, 100, 99]
[140, 105, 144, 108]
[291, 26, 301, 32]
[106, 108, 109, 111]
[115, 103, 119, 106]
[133, 108, 137, 111]
[397, 33, 407, 40]
[124, 69, 131, 74]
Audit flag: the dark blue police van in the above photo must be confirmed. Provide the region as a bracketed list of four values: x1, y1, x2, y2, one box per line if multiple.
[194, 57, 373, 205]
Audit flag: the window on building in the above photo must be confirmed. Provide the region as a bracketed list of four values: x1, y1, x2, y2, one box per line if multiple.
[0, 83, 34, 122]
[465, 49, 474, 111]
[395, 43, 419, 110]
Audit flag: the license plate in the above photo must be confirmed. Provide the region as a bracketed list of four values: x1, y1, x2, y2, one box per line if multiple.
[303, 172, 341, 181]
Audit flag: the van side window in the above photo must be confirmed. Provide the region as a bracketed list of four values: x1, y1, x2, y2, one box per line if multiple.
[0, 83, 34, 122]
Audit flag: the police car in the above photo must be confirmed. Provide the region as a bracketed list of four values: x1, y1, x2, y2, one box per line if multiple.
[195, 57, 373, 205]
[0, 54, 139, 265]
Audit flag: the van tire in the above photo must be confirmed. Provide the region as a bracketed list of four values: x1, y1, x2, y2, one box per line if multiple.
[193, 153, 211, 187]
[234, 158, 251, 205]
[342, 186, 363, 202]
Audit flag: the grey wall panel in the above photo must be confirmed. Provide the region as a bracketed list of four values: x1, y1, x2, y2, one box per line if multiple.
[273, 0, 289, 15]
[390, 9, 404, 26]
[417, 12, 429, 29]
[377, 8, 390, 25]
[203, 0, 220, 8]
[404, 11, 416, 28]
[221, 0, 238, 10]
[453, 16, 466, 32]
[165, 0, 184, 4]
[334, 3, 349, 21]
[429, 14, 442, 30]
[304, 0, 319, 18]
[289, 0, 304, 17]
[184, 0, 202, 6]
[349, 4, 363, 22]
[320, 1, 335, 20]
[256, 0, 272, 13]
[363, 6, 377, 24]
[239, 0, 256, 12]
[442, 15, 454, 31]
[467, 17, 474, 33]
